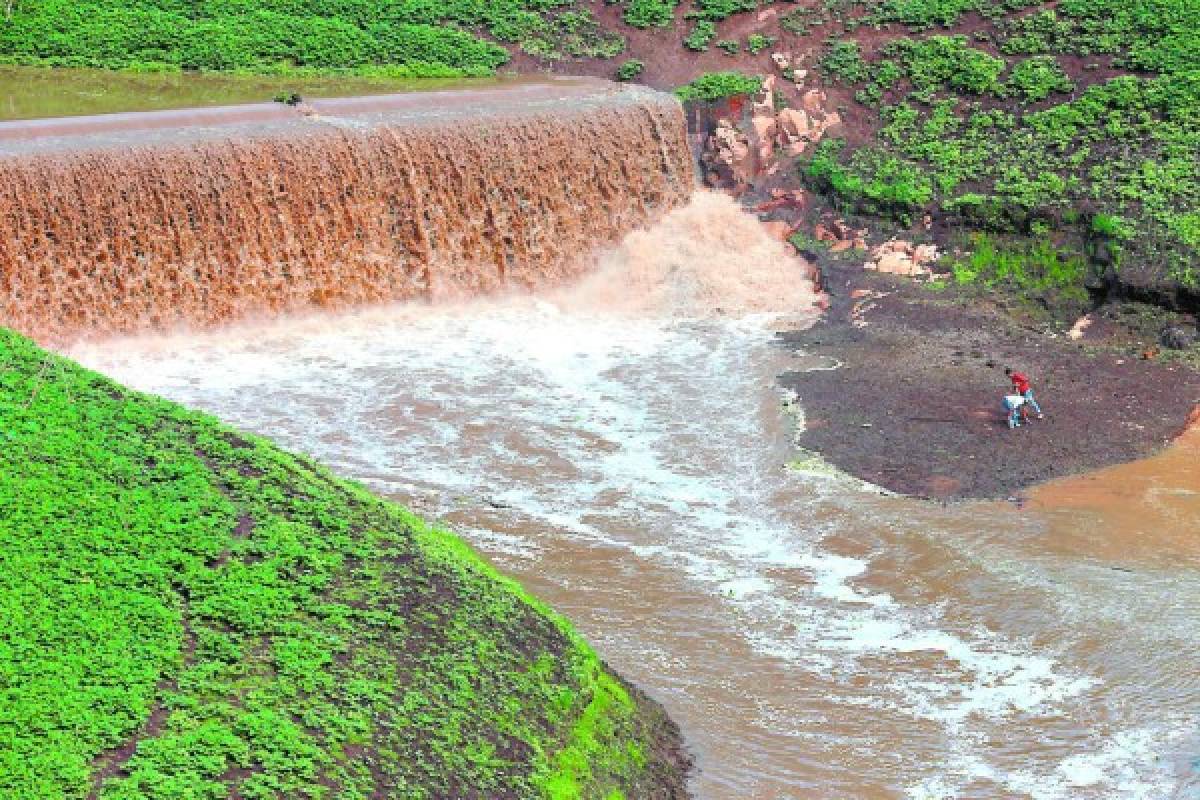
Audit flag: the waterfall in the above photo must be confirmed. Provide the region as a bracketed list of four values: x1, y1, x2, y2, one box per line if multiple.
[0, 81, 695, 342]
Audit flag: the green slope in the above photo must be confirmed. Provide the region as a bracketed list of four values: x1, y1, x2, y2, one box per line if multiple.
[0, 0, 624, 76]
[801, 0, 1200, 303]
[0, 328, 687, 799]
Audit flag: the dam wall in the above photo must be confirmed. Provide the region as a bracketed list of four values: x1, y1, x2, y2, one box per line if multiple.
[0, 79, 695, 342]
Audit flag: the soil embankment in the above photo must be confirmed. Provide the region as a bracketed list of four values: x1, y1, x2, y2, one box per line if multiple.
[778, 259, 1200, 500]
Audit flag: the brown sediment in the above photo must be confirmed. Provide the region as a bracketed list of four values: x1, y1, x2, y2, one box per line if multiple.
[0, 80, 694, 344]
[1022, 409, 1200, 565]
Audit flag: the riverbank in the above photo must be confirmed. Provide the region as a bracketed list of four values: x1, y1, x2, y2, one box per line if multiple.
[777, 255, 1200, 501]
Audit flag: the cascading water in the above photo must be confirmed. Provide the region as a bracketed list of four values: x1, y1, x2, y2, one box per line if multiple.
[7, 81, 1198, 798]
[0, 80, 693, 342]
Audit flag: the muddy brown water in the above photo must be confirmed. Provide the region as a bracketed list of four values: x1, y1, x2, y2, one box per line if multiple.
[0, 65, 512, 121]
[69, 193, 1200, 799]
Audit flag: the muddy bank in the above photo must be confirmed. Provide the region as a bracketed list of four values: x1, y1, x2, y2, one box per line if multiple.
[777, 261, 1200, 501]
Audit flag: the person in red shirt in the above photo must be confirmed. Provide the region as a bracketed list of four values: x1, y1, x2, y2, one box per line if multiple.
[1005, 367, 1044, 419]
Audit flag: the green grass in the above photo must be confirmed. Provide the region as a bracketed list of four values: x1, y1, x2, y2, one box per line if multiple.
[0, 328, 681, 799]
[0, 0, 632, 74]
[674, 70, 763, 102]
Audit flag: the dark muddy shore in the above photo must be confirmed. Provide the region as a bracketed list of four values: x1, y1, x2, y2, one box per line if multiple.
[777, 261, 1200, 501]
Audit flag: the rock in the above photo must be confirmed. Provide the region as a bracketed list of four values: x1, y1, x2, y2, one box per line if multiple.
[852, 237, 868, 251]
[772, 52, 792, 71]
[1160, 325, 1197, 350]
[871, 251, 927, 277]
[792, 69, 808, 85]
[1067, 314, 1093, 341]
[872, 239, 913, 258]
[913, 244, 939, 266]
[802, 89, 827, 114]
[817, 111, 843, 137]
[830, 240, 853, 253]
[701, 120, 755, 187]
[776, 108, 811, 138]
[814, 223, 839, 243]
[757, 7, 778, 21]
[762, 220, 793, 241]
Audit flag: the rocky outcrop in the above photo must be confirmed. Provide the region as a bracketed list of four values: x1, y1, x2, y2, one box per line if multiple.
[698, 75, 843, 192]
[864, 239, 940, 277]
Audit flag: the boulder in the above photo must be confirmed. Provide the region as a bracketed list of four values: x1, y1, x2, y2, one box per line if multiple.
[772, 52, 792, 71]
[776, 108, 811, 138]
[802, 89, 827, 114]
[870, 251, 928, 277]
[913, 244, 940, 266]
[814, 223, 839, 243]
[762, 220, 794, 241]
[1161, 325, 1197, 350]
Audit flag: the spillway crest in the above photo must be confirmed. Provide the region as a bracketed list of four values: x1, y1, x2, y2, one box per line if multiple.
[0, 81, 695, 342]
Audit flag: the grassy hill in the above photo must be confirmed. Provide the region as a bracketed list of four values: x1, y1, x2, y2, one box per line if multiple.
[0, 328, 689, 799]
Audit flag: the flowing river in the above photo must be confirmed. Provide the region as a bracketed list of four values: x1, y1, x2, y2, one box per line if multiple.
[71, 193, 1200, 799]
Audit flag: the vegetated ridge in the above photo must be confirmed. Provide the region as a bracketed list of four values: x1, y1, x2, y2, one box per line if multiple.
[0, 328, 690, 799]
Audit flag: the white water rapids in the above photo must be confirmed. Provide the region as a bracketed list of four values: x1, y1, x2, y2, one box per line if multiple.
[72, 193, 1200, 799]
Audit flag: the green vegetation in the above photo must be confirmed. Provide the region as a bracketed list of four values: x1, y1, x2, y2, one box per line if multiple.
[684, 21, 717, 51]
[717, 39, 741, 54]
[802, 0, 1200, 298]
[1006, 55, 1074, 102]
[689, 0, 757, 22]
[0, 329, 682, 798]
[0, 0, 630, 75]
[674, 70, 763, 102]
[746, 33, 775, 54]
[615, 58, 644, 81]
[622, 0, 677, 29]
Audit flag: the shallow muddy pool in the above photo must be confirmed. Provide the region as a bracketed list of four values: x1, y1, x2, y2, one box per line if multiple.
[72, 294, 1200, 799]
[0, 65, 509, 120]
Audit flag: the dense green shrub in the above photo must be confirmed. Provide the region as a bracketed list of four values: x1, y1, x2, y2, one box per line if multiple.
[616, 57, 644, 80]
[674, 70, 762, 101]
[689, 0, 756, 21]
[1006, 55, 1075, 101]
[684, 21, 717, 51]
[821, 40, 870, 83]
[746, 33, 775, 54]
[887, 35, 1006, 96]
[0, 0, 526, 74]
[947, 233, 1088, 293]
[622, 0, 677, 28]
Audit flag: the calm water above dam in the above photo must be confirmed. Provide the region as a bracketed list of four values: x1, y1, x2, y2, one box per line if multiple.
[0, 65, 506, 120]
[74, 193, 1200, 799]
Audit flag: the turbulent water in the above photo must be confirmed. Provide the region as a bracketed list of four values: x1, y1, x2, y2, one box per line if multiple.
[0, 79, 692, 342]
[72, 192, 1200, 799]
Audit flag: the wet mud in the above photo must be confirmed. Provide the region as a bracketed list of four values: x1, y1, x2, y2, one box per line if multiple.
[778, 264, 1200, 501]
